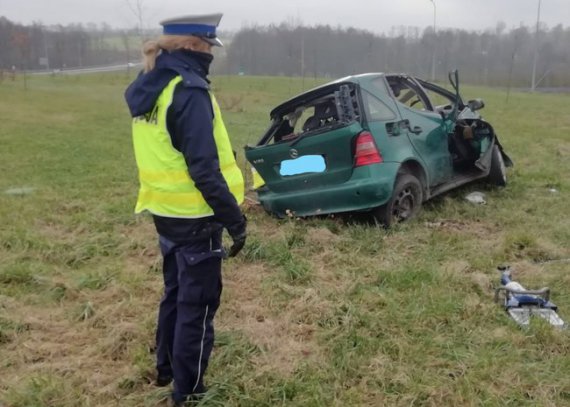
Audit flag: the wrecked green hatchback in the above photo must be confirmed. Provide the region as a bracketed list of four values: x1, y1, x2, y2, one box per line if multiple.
[245, 71, 512, 226]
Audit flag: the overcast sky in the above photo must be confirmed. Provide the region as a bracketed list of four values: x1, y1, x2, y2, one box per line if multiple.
[1, 0, 569, 33]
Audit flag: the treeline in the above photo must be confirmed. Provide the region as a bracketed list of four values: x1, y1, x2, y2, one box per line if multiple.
[1, 15, 569, 87]
[0, 16, 147, 71]
[224, 22, 570, 87]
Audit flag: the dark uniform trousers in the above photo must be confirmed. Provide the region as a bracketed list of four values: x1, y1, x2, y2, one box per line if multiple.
[156, 227, 223, 402]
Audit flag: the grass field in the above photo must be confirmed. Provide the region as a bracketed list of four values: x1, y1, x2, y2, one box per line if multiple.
[0, 72, 569, 407]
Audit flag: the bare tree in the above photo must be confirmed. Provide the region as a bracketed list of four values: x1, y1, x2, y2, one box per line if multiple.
[124, 0, 146, 43]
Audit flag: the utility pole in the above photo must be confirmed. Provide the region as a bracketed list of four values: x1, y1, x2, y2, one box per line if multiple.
[429, 0, 436, 82]
[531, 0, 542, 92]
[77, 36, 83, 68]
[43, 26, 50, 71]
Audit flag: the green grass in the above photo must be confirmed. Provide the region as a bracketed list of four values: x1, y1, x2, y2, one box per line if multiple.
[0, 72, 569, 406]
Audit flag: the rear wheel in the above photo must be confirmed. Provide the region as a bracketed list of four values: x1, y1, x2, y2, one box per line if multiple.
[373, 174, 423, 227]
[488, 145, 507, 186]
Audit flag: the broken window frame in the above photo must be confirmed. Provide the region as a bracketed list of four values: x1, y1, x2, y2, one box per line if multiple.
[255, 83, 362, 147]
[385, 75, 434, 112]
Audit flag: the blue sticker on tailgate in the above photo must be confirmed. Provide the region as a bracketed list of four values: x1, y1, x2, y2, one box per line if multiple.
[280, 155, 326, 176]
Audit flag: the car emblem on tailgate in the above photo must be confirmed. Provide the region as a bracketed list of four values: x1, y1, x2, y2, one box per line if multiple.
[289, 149, 299, 159]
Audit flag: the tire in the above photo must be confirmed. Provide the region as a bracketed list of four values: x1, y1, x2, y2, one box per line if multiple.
[488, 145, 507, 187]
[373, 174, 423, 227]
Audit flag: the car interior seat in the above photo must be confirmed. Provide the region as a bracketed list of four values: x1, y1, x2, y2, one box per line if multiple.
[302, 101, 338, 132]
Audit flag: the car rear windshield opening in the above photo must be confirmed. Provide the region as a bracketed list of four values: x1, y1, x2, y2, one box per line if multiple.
[261, 84, 360, 145]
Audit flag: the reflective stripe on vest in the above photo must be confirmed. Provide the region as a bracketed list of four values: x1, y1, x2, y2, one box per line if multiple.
[132, 76, 244, 218]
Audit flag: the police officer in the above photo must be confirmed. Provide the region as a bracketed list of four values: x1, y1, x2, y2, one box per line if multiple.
[124, 13, 246, 406]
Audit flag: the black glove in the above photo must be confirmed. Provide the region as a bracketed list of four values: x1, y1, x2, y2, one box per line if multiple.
[226, 216, 247, 258]
[227, 231, 246, 258]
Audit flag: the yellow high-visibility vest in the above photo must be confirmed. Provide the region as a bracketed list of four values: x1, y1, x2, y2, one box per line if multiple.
[132, 76, 244, 218]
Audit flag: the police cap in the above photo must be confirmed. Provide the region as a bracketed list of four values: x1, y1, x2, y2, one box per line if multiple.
[160, 13, 224, 47]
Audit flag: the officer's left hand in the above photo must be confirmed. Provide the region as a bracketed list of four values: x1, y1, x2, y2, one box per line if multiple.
[227, 231, 246, 258]
[225, 215, 247, 258]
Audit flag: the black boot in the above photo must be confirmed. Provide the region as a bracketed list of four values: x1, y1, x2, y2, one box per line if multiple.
[155, 374, 173, 387]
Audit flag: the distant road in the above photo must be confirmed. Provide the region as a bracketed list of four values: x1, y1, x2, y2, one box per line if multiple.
[29, 63, 142, 76]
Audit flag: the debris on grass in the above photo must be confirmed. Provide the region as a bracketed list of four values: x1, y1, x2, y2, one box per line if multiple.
[495, 266, 566, 329]
[4, 186, 35, 195]
[465, 191, 487, 205]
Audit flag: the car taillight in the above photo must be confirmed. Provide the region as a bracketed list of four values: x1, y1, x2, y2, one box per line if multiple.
[354, 131, 383, 167]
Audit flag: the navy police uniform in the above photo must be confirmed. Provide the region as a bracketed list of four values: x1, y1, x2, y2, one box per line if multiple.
[125, 13, 245, 405]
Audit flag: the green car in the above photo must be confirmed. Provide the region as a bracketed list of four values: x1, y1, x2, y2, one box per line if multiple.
[245, 71, 512, 226]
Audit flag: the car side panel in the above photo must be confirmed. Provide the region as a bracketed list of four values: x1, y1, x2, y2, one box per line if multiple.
[359, 76, 433, 187]
[397, 107, 453, 186]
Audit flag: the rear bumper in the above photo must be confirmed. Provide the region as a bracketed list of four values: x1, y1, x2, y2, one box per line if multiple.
[257, 162, 400, 217]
